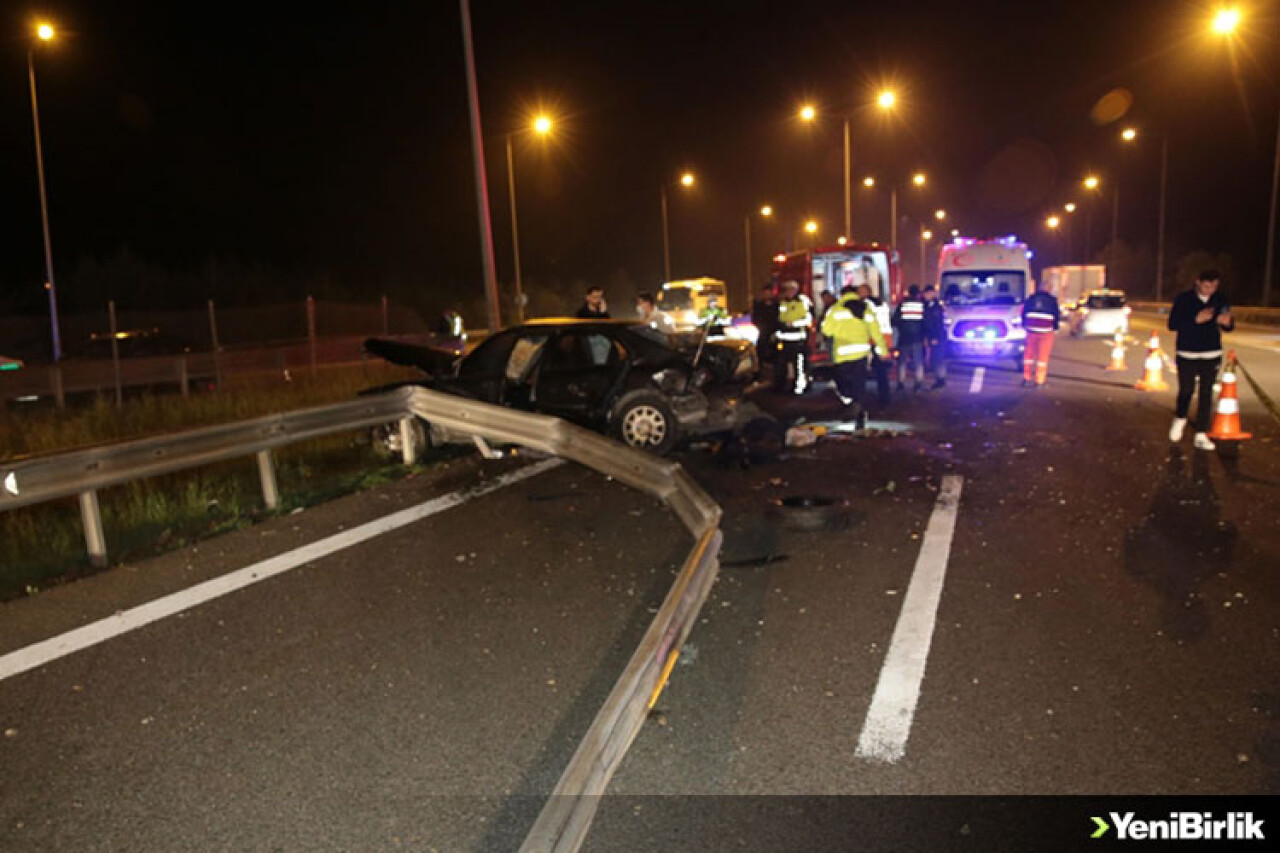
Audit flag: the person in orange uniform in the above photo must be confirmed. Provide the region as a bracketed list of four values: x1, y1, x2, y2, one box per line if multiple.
[1020, 280, 1060, 388]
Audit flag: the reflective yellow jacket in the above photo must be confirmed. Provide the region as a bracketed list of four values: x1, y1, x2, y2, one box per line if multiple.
[820, 295, 888, 363]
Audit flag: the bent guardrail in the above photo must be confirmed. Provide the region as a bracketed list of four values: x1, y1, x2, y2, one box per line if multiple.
[1, 386, 723, 852]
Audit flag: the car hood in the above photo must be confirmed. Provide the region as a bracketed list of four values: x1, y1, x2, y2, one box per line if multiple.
[363, 337, 461, 377]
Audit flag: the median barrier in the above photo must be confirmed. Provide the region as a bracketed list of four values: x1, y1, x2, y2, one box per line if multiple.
[1, 385, 722, 853]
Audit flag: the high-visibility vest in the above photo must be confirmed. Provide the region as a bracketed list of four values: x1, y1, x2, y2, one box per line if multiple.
[820, 296, 887, 363]
[897, 299, 924, 323]
[777, 295, 812, 341]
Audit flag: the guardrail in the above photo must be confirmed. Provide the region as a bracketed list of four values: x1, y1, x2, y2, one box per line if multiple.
[1129, 301, 1280, 326]
[0, 385, 722, 853]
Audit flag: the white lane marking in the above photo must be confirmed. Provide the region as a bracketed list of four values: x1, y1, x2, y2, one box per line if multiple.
[856, 475, 964, 763]
[0, 459, 562, 683]
[968, 367, 985, 394]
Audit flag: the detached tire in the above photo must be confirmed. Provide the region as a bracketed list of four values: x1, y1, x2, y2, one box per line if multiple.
[613, 391, 681, 455]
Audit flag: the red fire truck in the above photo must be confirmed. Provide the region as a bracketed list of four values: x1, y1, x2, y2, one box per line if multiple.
[769, 244, 904, 379]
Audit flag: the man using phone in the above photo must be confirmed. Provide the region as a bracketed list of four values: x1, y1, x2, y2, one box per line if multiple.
[1167, 269, 1235, 451]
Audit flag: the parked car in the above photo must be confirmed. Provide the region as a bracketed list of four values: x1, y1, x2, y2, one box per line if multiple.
[362, 318, 767, 455]
[1069, 290, 1131, 337]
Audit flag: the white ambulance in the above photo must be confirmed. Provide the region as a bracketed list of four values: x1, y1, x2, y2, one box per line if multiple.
[936, 237, 1034, 366]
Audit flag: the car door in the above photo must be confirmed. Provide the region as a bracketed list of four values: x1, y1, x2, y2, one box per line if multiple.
[533, 329, 628, 422]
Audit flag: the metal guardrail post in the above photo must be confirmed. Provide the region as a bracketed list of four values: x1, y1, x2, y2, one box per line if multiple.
[109, 300, 123, 408]
[50, 365, 65, 409]
[256, 449, 280, 511]
[306, 296, 318, 377]
[398, 417, 418, 466]
[78, 489, 108, 568]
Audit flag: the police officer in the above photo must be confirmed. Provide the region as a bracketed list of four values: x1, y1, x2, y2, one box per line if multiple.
[921, 284, 948, 389]
[775, 280, 813, 394]
[821, 284, 887, 429]
[1020, 280, 1061, 388]
[892, 284, 927, 392]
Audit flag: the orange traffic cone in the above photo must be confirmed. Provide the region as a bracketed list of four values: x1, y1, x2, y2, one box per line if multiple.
[1104, 332, 1127, 371]
[1207, 352, 1252, 441]
[1135, 332, 1169, 391]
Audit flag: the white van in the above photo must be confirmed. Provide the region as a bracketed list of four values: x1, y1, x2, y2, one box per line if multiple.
[937, 237, 1034, 366]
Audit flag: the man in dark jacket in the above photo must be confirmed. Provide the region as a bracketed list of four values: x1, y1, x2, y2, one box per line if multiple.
[921, 284, 948, 389]
[1167, 269, 1234, 451]
[575, 286, 610, 319]
[1020, 280, 1060, 388]
[892, 284, 927, 391]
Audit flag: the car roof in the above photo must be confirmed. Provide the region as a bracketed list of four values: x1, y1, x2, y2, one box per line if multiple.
[1085, 289, 1125, 296]
[515, 318, 643, 327]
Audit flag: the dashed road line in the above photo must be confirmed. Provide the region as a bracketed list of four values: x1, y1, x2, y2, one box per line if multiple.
[968, 366, 985, 393]
[856, 474, 964, 763]
[0, 459, 562, 683]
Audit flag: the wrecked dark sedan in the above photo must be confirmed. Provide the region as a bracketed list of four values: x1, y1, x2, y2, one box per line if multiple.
[362, 318, 766, 455]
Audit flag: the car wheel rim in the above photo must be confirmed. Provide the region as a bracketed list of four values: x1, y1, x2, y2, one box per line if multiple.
[622, 405, 667, 447]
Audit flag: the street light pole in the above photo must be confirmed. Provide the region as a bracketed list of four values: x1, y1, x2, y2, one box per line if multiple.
[890, 188, 898, 249]
[458, 0, 502, 333]
[839, 117, 849, 239]
[1263, 111, 1280, 306]
[660, 186, 671, 282]
[504, 133, 525, 323]
[1155, 137, 1168, 302]
[742, 215, 753, 311]
[27, 45, 62, 363]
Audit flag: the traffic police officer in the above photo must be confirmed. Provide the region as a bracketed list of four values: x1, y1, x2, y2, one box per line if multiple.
[892, 284, 927, 392]
[775, 280, 813, 394]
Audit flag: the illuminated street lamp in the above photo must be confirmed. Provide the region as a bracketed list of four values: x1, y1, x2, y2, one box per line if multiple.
[919, 226, 934, 284]
[1212, 7, 1241, 34]
[1064, 202, 1077, 213]
[912, 172, 926, 187]
[1121, 127, 1137, 142]
[505, 113, 554, 322]
[804, 219, 819, 234]
[27, 20, 62, 361]
[862, 176, 875, 188]
[660, 171, 696, 281]
[1213, 7, 1276, 304]
[1081, 175, 1102, 260]
[934, 209, 947, 221]
[795, 90, 899, 242]
[744, 203, 776, 306]
[1046, 215, 1061, 229]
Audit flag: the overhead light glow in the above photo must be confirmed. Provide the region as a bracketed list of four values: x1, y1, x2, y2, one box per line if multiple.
[863, 176, 876, 188]
[799, 104, 817, 122]
[36, 22, 55, 41]
[533, 115, 552, 135]
[760, 204, 773, 217]
[1212, 8, 1241, 35]
[680, 172, 695, 188]
[1121, 127, 1137, 142]
[912, 172, 926, 187]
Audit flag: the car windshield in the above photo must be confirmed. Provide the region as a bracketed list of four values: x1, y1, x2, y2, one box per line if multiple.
[1086, 294, 1125, 309]
[657, 289, 694, 310]
[941, 272, 1026, 306]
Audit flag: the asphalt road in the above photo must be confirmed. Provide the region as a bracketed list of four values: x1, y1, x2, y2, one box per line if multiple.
[2, 327, 1278, 851]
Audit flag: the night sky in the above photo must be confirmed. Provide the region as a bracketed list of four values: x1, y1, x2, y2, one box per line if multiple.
[2, 0, 1278, 322]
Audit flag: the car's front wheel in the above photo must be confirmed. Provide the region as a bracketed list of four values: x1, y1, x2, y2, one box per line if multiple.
[612, 391, 681, 455]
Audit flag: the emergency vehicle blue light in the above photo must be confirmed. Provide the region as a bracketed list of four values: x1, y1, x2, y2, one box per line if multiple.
[983, 330, 996, 339]
[964, 330, 975, 339]
[1026, 250, 1035, 259]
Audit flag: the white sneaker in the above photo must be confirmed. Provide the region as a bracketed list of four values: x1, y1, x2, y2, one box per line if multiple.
[1168, 418, 1186, 443]
[1193, 433, 1216, 451]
